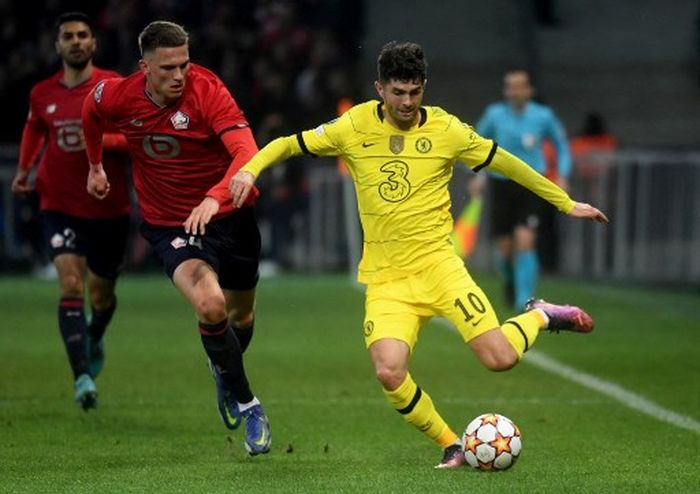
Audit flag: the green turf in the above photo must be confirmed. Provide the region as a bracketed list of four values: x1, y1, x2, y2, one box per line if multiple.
[1, 273, 698, 493]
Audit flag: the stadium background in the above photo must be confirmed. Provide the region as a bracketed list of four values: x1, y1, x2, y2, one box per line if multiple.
[1, 2, 699, 491]
[1, 0, 699, 283]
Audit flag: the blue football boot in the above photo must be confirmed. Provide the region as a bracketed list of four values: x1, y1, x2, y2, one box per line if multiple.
[242, 404, 271, 456]
[207, 359, 241, 430]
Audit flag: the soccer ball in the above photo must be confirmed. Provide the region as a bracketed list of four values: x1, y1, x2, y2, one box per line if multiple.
[462, 413, 521, 471]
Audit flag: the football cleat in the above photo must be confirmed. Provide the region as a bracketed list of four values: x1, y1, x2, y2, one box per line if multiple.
[525, 298, 594, 333]
[207, 359, 241, 430]
[242, 404, 271, 456]
[87, 336, 105, 379]
[434, 443, 466, 469]
[74, 373, 98, 411]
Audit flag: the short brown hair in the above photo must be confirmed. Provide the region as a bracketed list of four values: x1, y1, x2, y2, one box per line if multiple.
[138, 21, 188, 56]
[377, 41, 427, 83]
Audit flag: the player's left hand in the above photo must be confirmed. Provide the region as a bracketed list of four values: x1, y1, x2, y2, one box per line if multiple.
[87, 163, 110, 199]
[11, 168, 34, 196]
[230, 171, 257, 209]
[569, 201, 609, 224]
[184, 196, 220, 235]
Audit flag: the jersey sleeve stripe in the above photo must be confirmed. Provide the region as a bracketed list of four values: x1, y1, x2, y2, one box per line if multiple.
[217, 123, 250, 137]
[473, 142, 498, 172]
[296, 132, 317, 157]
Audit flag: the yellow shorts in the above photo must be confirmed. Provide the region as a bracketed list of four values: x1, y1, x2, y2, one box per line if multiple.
[363, 254, 500, 351]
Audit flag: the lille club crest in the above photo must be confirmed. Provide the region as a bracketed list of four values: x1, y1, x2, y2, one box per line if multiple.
[170, 111, 190, 130]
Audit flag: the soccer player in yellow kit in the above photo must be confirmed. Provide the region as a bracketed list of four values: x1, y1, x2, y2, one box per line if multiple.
[185, 41, 609, 468]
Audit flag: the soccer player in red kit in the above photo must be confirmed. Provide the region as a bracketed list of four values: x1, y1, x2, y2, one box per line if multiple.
[81, 21, 270, 455]
[11, 12, 130, 411]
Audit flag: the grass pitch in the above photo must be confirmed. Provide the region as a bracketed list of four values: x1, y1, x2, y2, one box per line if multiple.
[1, 273, 698, 493]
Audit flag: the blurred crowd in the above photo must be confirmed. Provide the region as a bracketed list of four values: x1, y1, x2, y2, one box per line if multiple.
[0, 0, 364, 142]
[1, 0, 364, 272]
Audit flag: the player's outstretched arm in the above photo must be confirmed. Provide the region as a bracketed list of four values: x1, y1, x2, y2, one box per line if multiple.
[487, 146, 609, 224]
[568, 201, 609, 224]
[229, 134, 305, 207]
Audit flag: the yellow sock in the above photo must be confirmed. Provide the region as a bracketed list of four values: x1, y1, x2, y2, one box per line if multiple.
[501, 310, 546, 359]
[384, 373, 459, 448]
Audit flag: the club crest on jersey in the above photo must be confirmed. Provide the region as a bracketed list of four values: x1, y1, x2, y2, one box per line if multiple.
[170, 111, 190, 130]
[415, 137, 432, 153]
[390, 135, 404, 154]
[94, 81, 105, 103]
[46, 104, 57, 114]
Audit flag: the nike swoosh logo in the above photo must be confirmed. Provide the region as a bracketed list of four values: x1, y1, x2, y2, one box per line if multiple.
[225, 408, 239, 423]
[255, 424, 268, 446]
[471, 316, 486, 327]
[362, 142, 376, 148]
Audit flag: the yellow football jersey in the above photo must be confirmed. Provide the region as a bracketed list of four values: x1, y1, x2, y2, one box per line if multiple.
[241, 100, 574, 284]
[294, 101, 495, 283]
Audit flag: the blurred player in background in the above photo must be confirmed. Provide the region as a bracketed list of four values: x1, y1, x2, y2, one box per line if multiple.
[11, 12, 130, 411]
[475, 70, 572, 310]
[196, 41, 608, 468]
[82, 21, 270, 455]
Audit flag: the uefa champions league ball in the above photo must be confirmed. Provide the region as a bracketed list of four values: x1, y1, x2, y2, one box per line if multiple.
[462, 413, 522, 470]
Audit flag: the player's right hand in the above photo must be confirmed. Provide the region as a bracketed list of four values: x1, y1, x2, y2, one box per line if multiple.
[184, 196, 220, 235]
[230, 171, 256, 209]
[87, 163, 110, 199]
[11, 168, 34, 196]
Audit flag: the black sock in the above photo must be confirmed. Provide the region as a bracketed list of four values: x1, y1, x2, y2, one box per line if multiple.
[200, 320, 254, 403]
[58, 297, 89, 379]
[88, 297, 117, 343]
[231, 319, 254, 353]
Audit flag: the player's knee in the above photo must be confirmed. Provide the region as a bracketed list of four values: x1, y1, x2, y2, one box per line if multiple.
[375, 365, 406, 390]
[195, 295, 227, 323]
[59, 272, 84, 298]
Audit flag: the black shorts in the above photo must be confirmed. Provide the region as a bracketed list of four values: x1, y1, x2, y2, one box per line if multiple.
[489, 178, 548, 237]
[139, 208, 261, 291]
[41, 211, 130, 280]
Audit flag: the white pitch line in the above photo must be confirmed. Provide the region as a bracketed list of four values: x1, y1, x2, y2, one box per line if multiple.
[525, 349, 700, 434]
